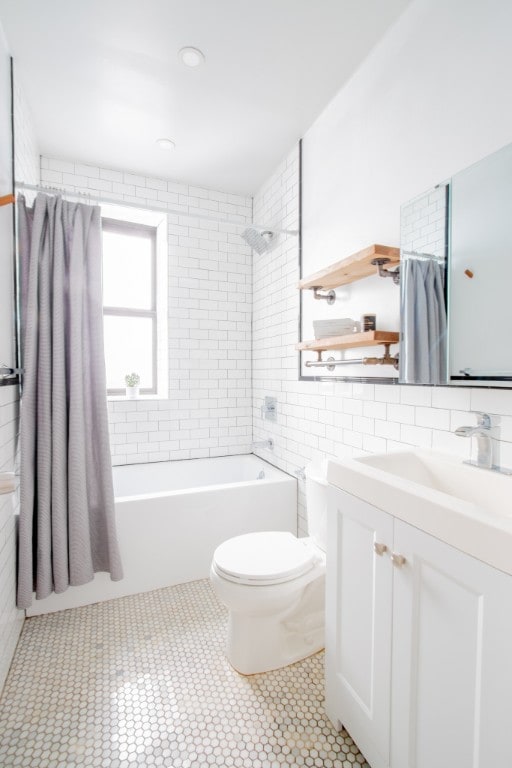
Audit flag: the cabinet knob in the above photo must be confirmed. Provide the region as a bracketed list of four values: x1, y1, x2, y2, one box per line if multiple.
[374, 542, 388, 556]
[391, 553, 407, 567]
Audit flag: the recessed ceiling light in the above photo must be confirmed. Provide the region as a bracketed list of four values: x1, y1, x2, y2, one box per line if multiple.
[179, 47, 205, 68]
[156, 138, 176, 151]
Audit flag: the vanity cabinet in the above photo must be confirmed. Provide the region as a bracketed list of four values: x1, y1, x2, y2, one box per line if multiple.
[326, 485, 512, 768]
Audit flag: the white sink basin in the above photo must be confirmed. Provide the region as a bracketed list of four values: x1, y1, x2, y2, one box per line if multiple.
[327, 450, 512, 575]
[357, 450, 512, 517]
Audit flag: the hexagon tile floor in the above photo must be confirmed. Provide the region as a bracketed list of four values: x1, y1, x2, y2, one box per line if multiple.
[0, 579, 370, 768]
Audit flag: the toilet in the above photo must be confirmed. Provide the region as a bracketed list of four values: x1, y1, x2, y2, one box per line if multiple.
[210, 461, 328, 675]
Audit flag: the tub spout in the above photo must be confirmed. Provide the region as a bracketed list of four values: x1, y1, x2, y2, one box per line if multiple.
[251, 438, 274, 451]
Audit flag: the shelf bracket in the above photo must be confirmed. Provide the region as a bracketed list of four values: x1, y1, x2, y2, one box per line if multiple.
[371, 258, 400, 285]
[312, 287, 336, 305]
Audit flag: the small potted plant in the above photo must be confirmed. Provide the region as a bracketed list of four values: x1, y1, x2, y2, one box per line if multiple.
[125, 372, 140, 399]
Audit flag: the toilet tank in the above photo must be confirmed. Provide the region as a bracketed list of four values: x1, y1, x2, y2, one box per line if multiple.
[305, 460, 328, 552]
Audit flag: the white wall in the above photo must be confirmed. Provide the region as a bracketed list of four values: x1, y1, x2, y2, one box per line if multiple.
[0, 50, 39, 691]
[39, 158, 253, 465]
[303, 0, 512, 263]
[253, 0, 512, 534]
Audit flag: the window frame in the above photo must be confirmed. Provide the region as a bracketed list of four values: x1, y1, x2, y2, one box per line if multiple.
[102, 217, 158, 396]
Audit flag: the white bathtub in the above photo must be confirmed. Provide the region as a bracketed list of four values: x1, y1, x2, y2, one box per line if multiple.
[26, 455, 297, 616]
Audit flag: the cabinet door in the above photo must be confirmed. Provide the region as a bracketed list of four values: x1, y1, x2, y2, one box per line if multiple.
[326, 486, 394, 768]
[391, 519, 512, 768]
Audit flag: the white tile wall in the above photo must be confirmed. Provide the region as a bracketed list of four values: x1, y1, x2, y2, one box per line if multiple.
[401, 185, 447, 259]
[13, 80, 39, 186]
[252, 144, 512, 535]
[40, 157, 253, 465]
[0, 387, 22, 691]
[0, 79, 39, 692]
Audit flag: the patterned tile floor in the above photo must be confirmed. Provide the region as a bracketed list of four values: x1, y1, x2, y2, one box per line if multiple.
[0, 579, 370, 768]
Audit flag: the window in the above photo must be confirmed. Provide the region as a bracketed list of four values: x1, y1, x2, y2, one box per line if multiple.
[102, 218, 157, 395]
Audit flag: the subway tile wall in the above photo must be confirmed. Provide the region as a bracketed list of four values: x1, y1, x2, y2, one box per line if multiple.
[401, 184, 447, 258]
[13, 80, 40, 185]
[0, 387, 22, 692]
[40, 157, 253, 465]
[252, 145, 512, 535]
[0, 80, 39, 692]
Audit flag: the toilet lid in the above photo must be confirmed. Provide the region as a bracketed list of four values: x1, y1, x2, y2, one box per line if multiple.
[213, 531, 318, 585]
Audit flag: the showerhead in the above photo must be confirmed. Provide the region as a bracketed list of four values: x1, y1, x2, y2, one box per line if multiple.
[241, 227, 274, 254]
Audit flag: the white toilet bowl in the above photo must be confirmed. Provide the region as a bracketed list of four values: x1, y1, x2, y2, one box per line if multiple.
[210, 530, 326, 675]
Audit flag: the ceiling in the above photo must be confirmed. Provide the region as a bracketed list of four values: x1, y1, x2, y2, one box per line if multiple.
[0, 0, 410, 196]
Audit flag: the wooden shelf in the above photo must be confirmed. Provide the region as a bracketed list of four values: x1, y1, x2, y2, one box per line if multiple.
[299, 244, 400, 290]
[297, 330, 399, 353]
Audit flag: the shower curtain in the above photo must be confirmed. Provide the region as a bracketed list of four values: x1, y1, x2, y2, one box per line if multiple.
[400, 257, 447, 385]
[17, 193, 123, 610]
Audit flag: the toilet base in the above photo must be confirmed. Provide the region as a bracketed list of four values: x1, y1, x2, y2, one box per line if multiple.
[225, 575, 325, 675]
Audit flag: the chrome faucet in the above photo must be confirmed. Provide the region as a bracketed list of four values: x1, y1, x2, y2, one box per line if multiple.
[454, 411, 493, 470]
[251, 437, 274, 451]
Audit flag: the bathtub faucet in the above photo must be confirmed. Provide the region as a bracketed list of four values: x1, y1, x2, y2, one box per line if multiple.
[251, 438, 274, 451]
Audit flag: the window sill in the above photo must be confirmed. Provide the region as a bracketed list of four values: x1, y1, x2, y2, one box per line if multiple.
[107, 394, 166, 402]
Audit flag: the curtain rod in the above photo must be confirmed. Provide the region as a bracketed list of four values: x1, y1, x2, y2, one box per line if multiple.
[15, 181, 293, 234]
[401, 249, 445, 262]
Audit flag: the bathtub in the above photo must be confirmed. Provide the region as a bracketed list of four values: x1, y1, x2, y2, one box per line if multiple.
[26, 455, 297, 616]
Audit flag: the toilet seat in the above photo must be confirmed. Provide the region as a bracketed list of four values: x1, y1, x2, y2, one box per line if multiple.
[212, 531, 319, 586]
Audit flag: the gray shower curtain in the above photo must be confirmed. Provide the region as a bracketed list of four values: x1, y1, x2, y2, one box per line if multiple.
[17, 193, 123, 610]
[400, 257, 447, 385]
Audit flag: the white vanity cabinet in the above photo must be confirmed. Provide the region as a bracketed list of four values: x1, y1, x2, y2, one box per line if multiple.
[326, 485, 512, 768]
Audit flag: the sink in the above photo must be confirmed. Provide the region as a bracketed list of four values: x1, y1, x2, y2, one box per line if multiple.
[327, 449, 512, 575]
[357, 450, 511, 518]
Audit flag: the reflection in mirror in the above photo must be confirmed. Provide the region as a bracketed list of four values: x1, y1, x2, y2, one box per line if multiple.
[399, 184, 449, 385]
[449, 143, 512, 382]
[400, 141, 512, 388]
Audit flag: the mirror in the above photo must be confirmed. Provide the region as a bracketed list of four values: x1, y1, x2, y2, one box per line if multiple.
[400, 141, 512, 387]
[399, 183, 449, 385]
